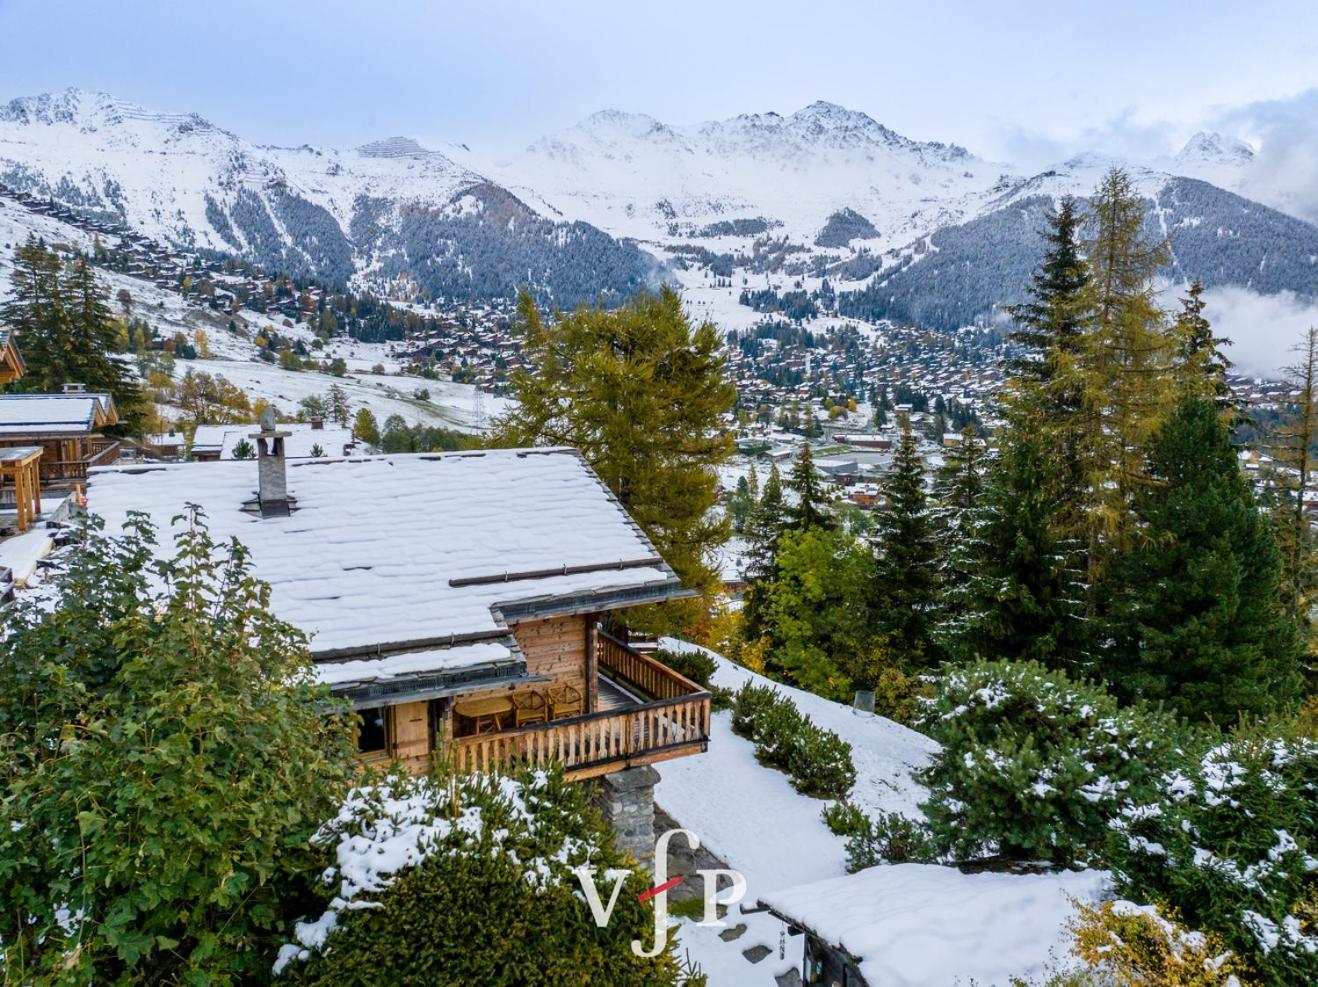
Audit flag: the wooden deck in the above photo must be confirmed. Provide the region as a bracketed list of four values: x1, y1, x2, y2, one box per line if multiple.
[453, 633, 711, 780]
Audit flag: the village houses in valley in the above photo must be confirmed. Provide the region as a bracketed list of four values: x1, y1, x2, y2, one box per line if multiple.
[83, 411, 713, 860]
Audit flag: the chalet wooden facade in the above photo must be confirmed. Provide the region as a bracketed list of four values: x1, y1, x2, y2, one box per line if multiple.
[0, 329, 122, 484]
[84, 435, 712, 784]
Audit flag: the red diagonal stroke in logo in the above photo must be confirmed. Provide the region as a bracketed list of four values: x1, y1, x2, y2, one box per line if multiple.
[638, 875, 684, 902]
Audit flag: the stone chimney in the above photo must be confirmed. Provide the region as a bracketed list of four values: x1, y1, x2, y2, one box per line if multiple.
[309, 415, 324, 431]
[244, 408, 297, 517]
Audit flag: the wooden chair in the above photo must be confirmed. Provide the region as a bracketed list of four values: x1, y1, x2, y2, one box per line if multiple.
[512, 690, 548, 727]
[473, 714, 504, 735]
[546, 683, 584, 719]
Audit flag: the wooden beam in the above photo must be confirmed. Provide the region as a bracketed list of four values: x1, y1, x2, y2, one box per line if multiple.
[584, 612, 600, 714]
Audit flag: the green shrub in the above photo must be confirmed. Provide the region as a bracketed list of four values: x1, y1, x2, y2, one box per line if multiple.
[1106, 730, 1317, 986]
[842, 811, 938, 872]
[730, 682, 780, 737]
[708, 684, 735, 712]
[787, 723, 857, 799]
[821, 801, 868, 837]
[655, 647, 717, 688]
[917, 659, 1181, 866]
[731, 682, 856, 800]
[279, 767, 686, 986]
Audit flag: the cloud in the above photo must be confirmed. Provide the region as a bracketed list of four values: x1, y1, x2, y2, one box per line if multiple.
[1214, 88, 1318, 224]
[1195, 285, 1318, 377]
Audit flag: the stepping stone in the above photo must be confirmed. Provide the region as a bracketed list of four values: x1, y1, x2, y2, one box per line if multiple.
[775, 971, 803, 987]
[718, 923, 747, 942]
[742, 944, 772, 964]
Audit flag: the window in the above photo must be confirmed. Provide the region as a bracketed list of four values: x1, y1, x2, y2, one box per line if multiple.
[355, 705, 389, 755]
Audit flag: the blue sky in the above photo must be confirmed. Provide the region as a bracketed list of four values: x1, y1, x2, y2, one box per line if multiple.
[2, 0, 1316, 164]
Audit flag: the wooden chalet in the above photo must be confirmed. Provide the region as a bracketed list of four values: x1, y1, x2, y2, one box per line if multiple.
[85, 432, 712, 785]
[0, 329, 25, 386]
[0, 331, 122, 484]
[0, 387, 121, 483]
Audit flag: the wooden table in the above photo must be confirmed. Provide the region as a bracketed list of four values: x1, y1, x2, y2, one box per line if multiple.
[453, 695, 514, 734]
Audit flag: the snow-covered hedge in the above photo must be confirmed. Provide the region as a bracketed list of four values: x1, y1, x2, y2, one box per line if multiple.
[1107, 732, 1317, 985]
[731, 682, 857, 799]
[917, 659, 1180, 866]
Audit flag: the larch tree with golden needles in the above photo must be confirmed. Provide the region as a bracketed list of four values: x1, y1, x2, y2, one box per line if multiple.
[494, 286, 736, 632]
[1079, 168, 1174, 579]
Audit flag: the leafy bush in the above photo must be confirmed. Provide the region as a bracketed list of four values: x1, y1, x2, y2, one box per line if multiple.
[917, 659, 1181, 866]
[1051, 901, 1256, 987]
[731, 682, 856, 800]
[279, 767, 686, 986]
[0, 512, 355, 984]
[1106, 730, 1317, 985]
[655, 647, 717, 688]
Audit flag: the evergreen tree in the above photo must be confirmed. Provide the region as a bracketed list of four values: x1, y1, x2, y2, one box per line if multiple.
[786, 442, 834, 532]
[1005, 197, 1090, 387]
[954, 430, 1088, 672]
[870, 416, 939, 672]
[742, 463, 786, 641]
[326, 384, 351, 427]
[495, 287, 736, 628]
[931, 426, 986, 645]
[1106, 399, 1301, 724]
[1168, 279, 1233, 408]
[0, 237, 69, 392]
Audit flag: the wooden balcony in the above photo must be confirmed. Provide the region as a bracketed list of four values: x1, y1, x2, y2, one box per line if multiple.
[453, 632, 711, 780]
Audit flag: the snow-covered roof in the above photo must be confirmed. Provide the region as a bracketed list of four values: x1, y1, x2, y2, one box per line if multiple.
[761, 863, 1108, 987]
[85, 448, 686, 665]
[0, 393, 114, 435]
[190, 422, 358, 459]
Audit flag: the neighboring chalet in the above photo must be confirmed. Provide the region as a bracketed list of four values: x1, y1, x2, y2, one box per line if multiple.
[85, 421, 711, 860]
[0, 386, 121, 484]
[0, 328, 25, 385]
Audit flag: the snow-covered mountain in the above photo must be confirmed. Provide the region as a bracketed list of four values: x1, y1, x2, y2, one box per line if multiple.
[0, 89, 657, 305]
[2, 89, 1317, 331]
[486, 100, 999, 251]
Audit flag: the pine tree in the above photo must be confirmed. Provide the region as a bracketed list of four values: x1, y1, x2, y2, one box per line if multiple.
[1005, 196, 1090, 387]
[1002, 199, 1092, 534]
[1168, 280, 1233, 408]
[742, 464, 786, 642]
[931, 426, 986, 645]
[1, 237, 71, 391]
[494, 287, 736, 627]
[1106, 399, 1301, 723]
[786, 442, 833, 532]
[954, 430, 1088, 672]
[870, 415, 939, 671]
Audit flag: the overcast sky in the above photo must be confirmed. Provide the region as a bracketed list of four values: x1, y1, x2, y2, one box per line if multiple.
[2, 0, 1316, 165]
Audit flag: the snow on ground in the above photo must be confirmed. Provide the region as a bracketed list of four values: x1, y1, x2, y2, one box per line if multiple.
[175, 357, 501, 434]
[0, 526, 53, 584]
[656, 642, 1107, 986]
[657, 639, 938, 893]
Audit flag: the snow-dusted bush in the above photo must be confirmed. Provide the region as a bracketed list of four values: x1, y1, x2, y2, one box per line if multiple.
[731, 682, 857, 799]
[1048, 900, 1253, 986]
[1107, 731, 1317, 985]
[276, 766, 686, 986]
[918, 659, 1180, 866]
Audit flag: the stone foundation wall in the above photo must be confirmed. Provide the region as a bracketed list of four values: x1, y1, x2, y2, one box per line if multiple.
[594, 765, 659, 869]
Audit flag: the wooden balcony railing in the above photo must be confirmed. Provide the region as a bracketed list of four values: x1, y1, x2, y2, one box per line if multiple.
[596, 631, 703, 700]
[452, 635, 711, 780]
